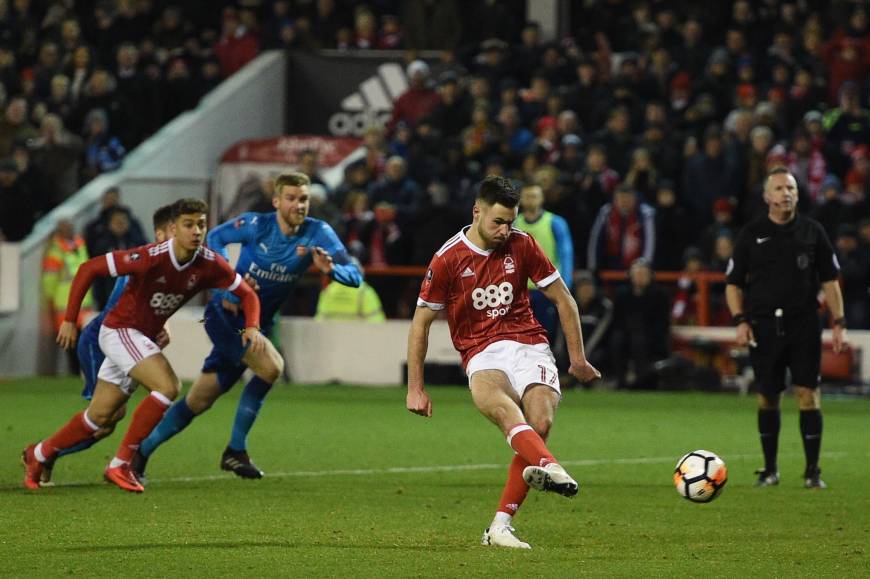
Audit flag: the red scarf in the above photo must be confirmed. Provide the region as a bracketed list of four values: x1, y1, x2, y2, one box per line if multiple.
[606, 208, 642, 269]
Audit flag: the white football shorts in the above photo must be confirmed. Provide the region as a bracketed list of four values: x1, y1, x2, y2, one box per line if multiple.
[466, 340, 560, 398]
[97, 325, 160, 395]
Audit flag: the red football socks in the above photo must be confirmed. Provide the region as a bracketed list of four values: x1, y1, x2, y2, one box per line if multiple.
[507, 423, 556, 468]
[115, 392, 171, 463]
[39, 411, 99, 460]
[497, 454, 531, 515]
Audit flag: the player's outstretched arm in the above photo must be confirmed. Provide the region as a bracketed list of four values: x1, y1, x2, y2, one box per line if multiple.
[541, 278, 601, 383]
[56, 256, 112, 349]
[297, 245, 364, 286]
[300, 222, 364, 288]
[406, 306, 438, 418]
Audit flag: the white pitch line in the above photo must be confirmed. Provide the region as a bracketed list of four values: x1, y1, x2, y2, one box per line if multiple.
[24, 451, 848, 489]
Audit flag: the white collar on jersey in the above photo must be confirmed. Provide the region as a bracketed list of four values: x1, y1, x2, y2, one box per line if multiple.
[460, 226, 493, 256]
[169, 240, 199, 271]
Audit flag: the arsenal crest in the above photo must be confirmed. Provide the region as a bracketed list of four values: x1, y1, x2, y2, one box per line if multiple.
[186, 274, 199, 289]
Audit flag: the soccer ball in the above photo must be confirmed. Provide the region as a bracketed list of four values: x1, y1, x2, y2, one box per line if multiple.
[673, 450, 728, 503]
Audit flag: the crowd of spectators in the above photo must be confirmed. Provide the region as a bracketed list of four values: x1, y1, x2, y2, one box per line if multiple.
[293, 0, 870, 328]
[1, 0, 869, 331]
[0, 0, 269, 242]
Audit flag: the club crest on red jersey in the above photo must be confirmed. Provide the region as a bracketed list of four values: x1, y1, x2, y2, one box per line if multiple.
[424, 268, 433, 286]
[503, 255, 515, 274]
[124, 252, 140, 263]
[186, 273, 199, 290]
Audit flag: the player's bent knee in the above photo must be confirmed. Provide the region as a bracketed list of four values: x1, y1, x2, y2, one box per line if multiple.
[86, 409, 115, 427]
[93, 423, 117, 440]
[151, 377, 181, 400]
[187, 389, 217, 414]
[250, 346, 283, 383]
[529, 416, 553, 439]
[111, 405, 127, 423]
[260, 361, 282, 384]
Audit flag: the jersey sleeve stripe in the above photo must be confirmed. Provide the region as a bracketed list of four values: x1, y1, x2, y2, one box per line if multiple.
[534, 270, 561, 288]
[226, 273, 242, 291]
[416, 298, 445, 310]
[106, 253, 118, 277]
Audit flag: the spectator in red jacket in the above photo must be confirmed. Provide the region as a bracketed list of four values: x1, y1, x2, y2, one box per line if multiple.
[821, 7, 870, 105]
[386, 60, 438, 135]
[214, 7, 260, 78]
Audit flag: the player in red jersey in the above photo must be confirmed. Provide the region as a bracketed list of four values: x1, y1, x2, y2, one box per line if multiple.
[22, 198, 264, 493]
[406, 175, 600, 549]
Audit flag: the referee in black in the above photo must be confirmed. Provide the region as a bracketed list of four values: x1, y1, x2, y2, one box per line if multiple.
[725, 167, 847, 489]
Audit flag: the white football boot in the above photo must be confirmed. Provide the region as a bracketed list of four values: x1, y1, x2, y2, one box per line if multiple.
[522, 463, 579, 497]
[481, 525, 531, 549]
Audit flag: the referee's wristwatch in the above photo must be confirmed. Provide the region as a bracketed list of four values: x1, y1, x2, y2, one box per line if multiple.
[732, 313, 749, 326]
[832, 317, 847, 329]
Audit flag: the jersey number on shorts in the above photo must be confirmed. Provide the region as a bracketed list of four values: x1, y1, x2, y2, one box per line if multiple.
[537, 364, 557, 386]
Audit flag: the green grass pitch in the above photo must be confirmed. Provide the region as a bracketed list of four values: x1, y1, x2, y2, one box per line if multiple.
[1, 378, 868, 577]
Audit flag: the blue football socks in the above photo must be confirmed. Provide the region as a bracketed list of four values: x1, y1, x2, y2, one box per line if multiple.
[55, 437, 99, 458]
[139, 397, 196, 457]
[228, 376, 272, 451]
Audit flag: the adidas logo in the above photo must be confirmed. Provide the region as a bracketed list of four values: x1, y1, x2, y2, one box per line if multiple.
[156, 276, 166, 284]
[461, 267, 475, 278]
[330, 63, 409, 136]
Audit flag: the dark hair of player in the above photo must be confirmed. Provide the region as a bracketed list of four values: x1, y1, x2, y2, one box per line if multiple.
[171, 198, 208, 220]
[152, 204, 174, 231]
[477, 174, 520, 208]
[274, 171, 311, 193]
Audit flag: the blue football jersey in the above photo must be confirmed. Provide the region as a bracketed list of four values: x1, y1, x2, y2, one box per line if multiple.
[207, 212, 362, 323]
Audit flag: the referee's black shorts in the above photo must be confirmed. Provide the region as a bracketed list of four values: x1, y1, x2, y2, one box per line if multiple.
[749, 311, 822, 396]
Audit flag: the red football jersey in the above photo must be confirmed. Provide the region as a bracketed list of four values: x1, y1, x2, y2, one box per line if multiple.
[418, 227, 561, 367]
[103, 240, 242, 339]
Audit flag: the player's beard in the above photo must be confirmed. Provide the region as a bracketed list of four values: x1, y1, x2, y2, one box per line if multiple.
[483, 229, 507, 249]
[279, 207, 307, 230]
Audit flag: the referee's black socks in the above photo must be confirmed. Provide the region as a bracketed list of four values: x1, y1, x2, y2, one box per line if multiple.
[758, 409, 781, 473]
[799, 409, 823, 471]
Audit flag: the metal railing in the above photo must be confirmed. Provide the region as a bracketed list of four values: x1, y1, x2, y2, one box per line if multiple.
[338, 266, 729, 326]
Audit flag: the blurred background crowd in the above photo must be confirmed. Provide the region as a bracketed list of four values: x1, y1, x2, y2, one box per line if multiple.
[0, 0, 868, 334]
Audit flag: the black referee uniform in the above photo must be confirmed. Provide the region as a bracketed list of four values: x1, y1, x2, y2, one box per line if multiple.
[727, 214, 839, 391]
[726, 212, 839, 485]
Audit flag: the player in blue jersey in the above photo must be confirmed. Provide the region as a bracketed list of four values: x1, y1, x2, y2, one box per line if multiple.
[134, 172, 363, 481]
[35, 205, 175, 486]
